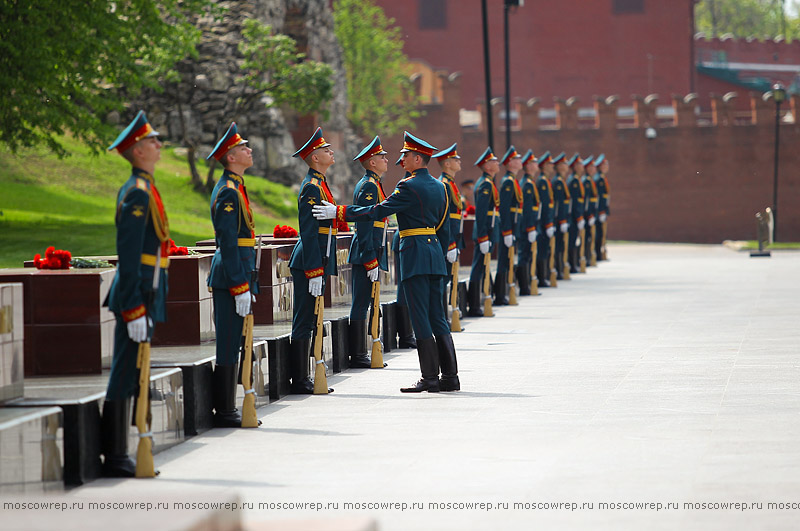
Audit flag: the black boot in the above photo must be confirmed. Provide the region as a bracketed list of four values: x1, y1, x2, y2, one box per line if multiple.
[289, 337, 315, 394]
[466, 281, 484, 317]
[396, 305, 417, 349]
[289, 338, 333, 394]
[348, 319, 372, 368]
[494, 271, 508, 306]
[517, 264, 530, 296]
[400, 337, 440, 393]
[101, 399, 136, 477]
[213, 364, 242, 427]
[537, 257, 550, 287]
[435, 334, 460, 391]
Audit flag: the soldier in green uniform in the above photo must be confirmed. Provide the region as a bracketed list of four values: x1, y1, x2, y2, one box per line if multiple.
[551, 152, 571, 280]
[517, 150, 540, 295]
[566, 154, 586, 274]
[594, 154, 611, 261]
[432, 143, 463, 319]
[313, 132, 459, 393]
[392, 155, 417, 348]
[288, 127, 336, 394]
[349, 136, 389, 368]
[497, 146, 523, 305]
[466, 147, 499, 316]
[104, 111, 169, 477]
[582, 155, 599, 267]
[535, 152, 556, 287]
[206, 123, 259, 426]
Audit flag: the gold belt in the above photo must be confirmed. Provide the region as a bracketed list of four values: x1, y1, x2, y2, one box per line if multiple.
[449, 213, 461, 219]
[318, 227, 338, 235]
[510, 207, 522, 213]
[373, 221, 386, 228]
[237, 238, 256, 246]
[399, 227, 435, 238]
[141, 253, 170, 268]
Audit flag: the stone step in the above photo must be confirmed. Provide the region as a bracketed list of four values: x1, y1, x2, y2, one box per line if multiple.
[0, 406, 63, 493]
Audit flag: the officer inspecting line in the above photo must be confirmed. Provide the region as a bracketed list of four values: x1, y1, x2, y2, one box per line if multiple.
[102, 110, 611, 478]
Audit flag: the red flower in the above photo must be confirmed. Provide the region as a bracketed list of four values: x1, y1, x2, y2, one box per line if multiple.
[33, 246, 71, 269]
[466, 205, 476, 216]
[273, 225, 298, 238]
[167, 238, 189, 256]
[336, 219, 350, 233]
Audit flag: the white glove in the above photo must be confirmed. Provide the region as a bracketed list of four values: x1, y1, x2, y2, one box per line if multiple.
[588, 217, 596, 227]
[527, 230, 537, 243]
[312, 200, 337, 220]
[599, 213, 608, 223]
[235, 291, 251, 317]
[559, 222, 569, 233]
[367, 266, 380, 282]
[479, 241, 490, 255]
[503, 234, 513, 248]
[577, 219, 586, 230]
[446, 248, 458, 263]
[309, 276, 323, 297]
[127, 315, 149, 343]
[576, 237, 582, 247]
[546, 226, 556, 238]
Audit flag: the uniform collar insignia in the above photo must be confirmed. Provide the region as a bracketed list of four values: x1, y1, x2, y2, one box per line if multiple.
[441, 172, 453, 181]
[132, 167, 154, 183]
[309, 168, 325, 181]
[365, 169, 380, 181]
[223, 169, 243, 184]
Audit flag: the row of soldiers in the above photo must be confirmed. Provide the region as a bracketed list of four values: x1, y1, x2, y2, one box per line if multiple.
[99, 110, 609, 477]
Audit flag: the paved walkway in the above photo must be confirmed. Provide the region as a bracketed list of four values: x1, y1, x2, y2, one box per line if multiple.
[73, 244, 800, 530]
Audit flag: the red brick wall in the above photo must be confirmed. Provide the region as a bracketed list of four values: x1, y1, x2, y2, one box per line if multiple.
[376, 89, 800, 244]
[373, 0, 694, 109]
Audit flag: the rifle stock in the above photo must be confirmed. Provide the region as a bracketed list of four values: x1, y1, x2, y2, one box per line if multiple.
[562, 231, 571, 280]
[240, 313, 258, 427]
[579, 228, 586, 273]
[482, 250, 493, 317]
[590, 224, 597, 266]
[369, 280, 384, 368]
[601, 219, 608, 260]
[507, 244, 518, 305]
[450, 260, 461, 332]
[134, 341, 155, 478]
[549, 236, 557, 287]
[530, 240, 539, 295]
[312, 295, 329, 394]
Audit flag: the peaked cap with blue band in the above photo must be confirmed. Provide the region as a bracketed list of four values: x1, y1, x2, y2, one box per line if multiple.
[582, 155, 594, 166]
[568, 153, 583, 167]
[107, 110, 159, 153]
[594, 153, 606, 166]
[353, 136, 387, 162]
[500, 145, 521, 165]
[551, 152, 566, 165]
[399, 131, 437, 157]
[432, 143, 460, 160]
[207, 122, 248, 161]
[535, 150, 552, 167]
[474, 146, 498, 167]
[521, 149, 535, 165]
[395, 154, 404, 166]
[292, 127, 331, 159]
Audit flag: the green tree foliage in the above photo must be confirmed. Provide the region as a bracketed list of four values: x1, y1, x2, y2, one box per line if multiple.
[333, 0, 421, 137]
[190, 19, 335, 191]
[0, 0, 217, 157]
[696, 0, 800, 40]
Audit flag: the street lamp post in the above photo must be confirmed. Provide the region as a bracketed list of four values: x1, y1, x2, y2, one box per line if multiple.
[771, 83, 786, 242]
[503, 0, 523, 151]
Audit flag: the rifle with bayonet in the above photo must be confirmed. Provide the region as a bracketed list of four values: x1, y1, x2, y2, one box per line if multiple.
[240, 235, 261, 428]
[134, 247, 160, 478]
[311, 228, 332, 394]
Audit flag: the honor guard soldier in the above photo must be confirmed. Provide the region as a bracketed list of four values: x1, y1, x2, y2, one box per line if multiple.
[566, 154, 586, 274]
[517, 150, 540, 295]
[467, 147, 500, 317]
[497, 146, 523, 305]
[104, 111, 169, 477]
[288, 127, 336, 394]
[551, 152, 571, 280]
[206, 123, 259, 426]
[431, 143, 463, 321]
[392, 154, 417, 348]
[535, 152, 556, 287]
[594, 154, 611, 261]
[312, 132, 459, 393]
[582, 155, 599, 266]
[349, 136, 389, 368]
